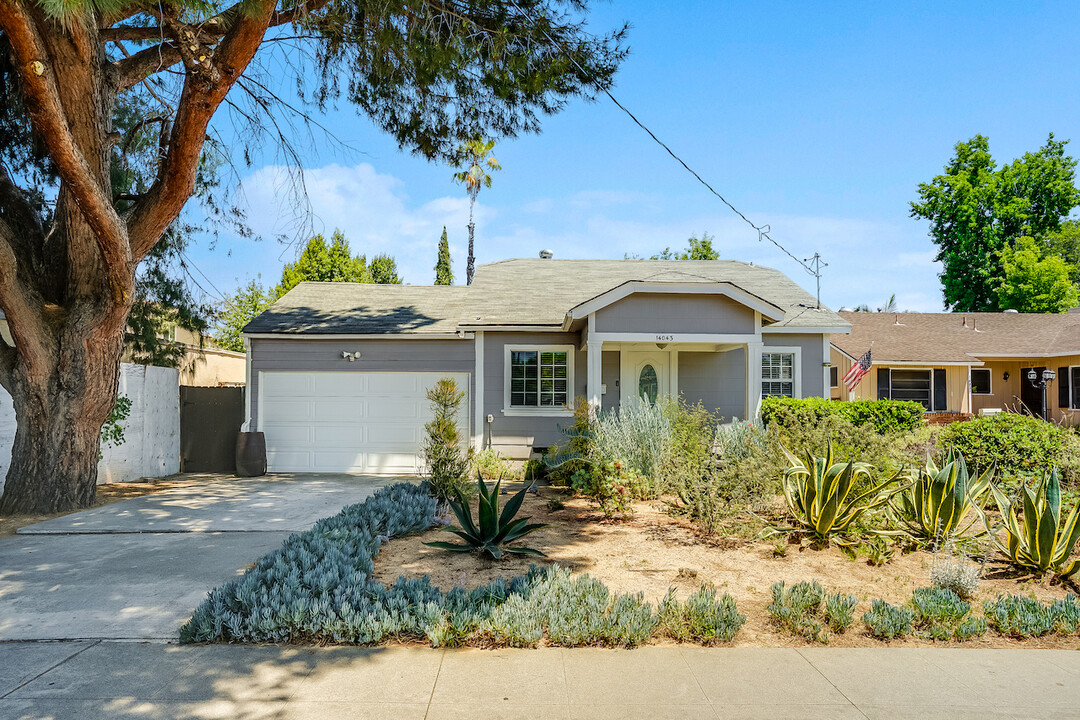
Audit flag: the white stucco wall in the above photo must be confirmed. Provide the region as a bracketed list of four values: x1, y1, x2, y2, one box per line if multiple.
[0, 363, 180, 491]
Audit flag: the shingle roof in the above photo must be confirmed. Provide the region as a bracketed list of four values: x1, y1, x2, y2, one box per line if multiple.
[463, 259, 846, 329]
[243, 259, 848, 335]
[243, 283, 469, 334]
[831, 312, 1080, 364]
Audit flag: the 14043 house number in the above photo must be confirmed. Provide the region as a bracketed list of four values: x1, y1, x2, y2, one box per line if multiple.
[655, 335, 675, 342]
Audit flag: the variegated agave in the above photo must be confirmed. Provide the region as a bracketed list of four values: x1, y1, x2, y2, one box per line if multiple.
[987, 468, 1080, 579]
[780, 444, 901, 542]
[424, 473, 548, 560]
[889, 451, 992, 544]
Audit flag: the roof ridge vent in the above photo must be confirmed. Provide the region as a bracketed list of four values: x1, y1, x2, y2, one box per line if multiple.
[539, 249, 554, 259]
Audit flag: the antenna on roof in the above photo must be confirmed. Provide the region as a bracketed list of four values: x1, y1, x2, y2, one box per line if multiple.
[804, 253, 827, 309]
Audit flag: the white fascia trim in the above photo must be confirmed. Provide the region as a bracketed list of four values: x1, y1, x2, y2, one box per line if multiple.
[830, 344, 858, 363]
[766, 326, 852, 335]
[878, 360, 984, 367]
[563, 281, 786, 327]
[242, 332, 474, 340]
[502, 343, 577, 415]
[590, 332, 759, 344]
[969, 351, 1080, 359]
[462, 325, 564, 332]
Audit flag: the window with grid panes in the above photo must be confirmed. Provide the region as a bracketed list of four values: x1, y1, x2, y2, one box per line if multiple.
[761, 352, 795, 398]
[510, 350, 569, 407]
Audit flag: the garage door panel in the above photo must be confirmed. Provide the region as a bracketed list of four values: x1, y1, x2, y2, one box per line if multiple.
[262, 373, 316, 396]
[260, 371, 468, 474]
[314, 373, 367, 396]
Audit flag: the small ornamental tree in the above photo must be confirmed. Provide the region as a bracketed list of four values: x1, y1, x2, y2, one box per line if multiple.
[423, 377, 471, 504]
[435, 227, 453, 285]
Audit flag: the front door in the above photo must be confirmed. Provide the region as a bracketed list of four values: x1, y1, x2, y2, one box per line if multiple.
[1020, 366, 1046, 419]
[621, 351, 671, 408]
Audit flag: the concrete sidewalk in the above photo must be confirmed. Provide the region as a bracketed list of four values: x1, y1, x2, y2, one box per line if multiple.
[1, 641, 1077, 719]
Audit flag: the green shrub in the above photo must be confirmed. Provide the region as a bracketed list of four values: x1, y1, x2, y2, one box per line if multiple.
[983, 594, 1056, 637]
[890, 451, 993, 545]
[595, 397, 671, 488]
[761, 397, 924, 435]
[862, 599, 914, 639]
[657, 584, 746, 644]
[544, 400, 597, 486]
[471, 449, 521, 481]
[1049, 595, 1080, 633]
[911, 587, 984, 641]
[824, 592, 858, 633]
[768, 580, 827, 642]
[939, 413, 1070, 478]
[570, 461, 648, 516]
[423, 377, 471, 502]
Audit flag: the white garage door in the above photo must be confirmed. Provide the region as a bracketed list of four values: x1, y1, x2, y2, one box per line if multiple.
[259, 371, 470, 474]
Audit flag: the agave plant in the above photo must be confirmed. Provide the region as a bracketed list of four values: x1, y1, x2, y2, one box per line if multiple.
[423, 473, 548, 559]
[890, 451, 992, 543]
[780, 444, 901, 542]
[987, 468, 1080, 579]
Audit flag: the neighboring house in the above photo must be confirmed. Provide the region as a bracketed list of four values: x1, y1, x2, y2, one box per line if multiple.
[123, 325, 246, 387]
[242, 257, 848, 474]
[0, 312, 244, 387]
[830, 311, 1080, 425]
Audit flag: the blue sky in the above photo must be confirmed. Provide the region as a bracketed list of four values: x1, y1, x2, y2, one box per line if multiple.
[190, 1, 1080, 313]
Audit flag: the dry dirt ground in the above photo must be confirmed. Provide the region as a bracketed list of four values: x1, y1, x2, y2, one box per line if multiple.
[374, 488, 1080, 649]
[0, 475, 206, 537]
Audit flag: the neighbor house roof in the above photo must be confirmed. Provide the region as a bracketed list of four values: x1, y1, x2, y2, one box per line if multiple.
[243, 283, 469, 334]
[463, 259, 846, 329]
[831, 311, 1080, 365]
[244, 258, 848, 335]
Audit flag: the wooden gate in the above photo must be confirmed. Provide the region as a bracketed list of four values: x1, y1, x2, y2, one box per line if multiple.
[180, 386, 244, 473]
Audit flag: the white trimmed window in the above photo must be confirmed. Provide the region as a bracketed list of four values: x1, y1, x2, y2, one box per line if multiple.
[505, 346, 573, 411]
[970, 368, 992, 395]
[829, 366, 839, 389]
[761, 351, 797, 398]
[1071, 367, 1080, 410]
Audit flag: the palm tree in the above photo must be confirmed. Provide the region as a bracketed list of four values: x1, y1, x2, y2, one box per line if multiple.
[452, 138, 501, 285]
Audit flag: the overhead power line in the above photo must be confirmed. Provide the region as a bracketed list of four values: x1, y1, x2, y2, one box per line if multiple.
[506, 0, 826, 303]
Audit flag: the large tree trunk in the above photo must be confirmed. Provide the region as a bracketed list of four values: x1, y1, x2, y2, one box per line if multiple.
[0, 323, 124, 514]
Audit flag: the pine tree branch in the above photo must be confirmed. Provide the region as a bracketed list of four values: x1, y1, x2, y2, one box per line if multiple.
[126, 0, 279, 261]
[0, 0, 131, 299]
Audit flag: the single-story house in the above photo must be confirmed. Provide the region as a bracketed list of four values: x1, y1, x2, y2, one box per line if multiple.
[830, 311, 1080, 425]
[241, 257, 849, 474]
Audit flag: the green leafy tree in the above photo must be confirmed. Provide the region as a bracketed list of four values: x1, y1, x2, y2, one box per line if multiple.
[434, 227, 453, 285]
[995, 236, 1080, 313]
[452, 138, 501, 285]
[214, 280, 275, 353]
[369, 254, 403, 284]
[651, 232, 720, 260]
[277, 230, 370, 296]
[910, 135, 1080, 312]
[1046, 220, 1080, 287]
[0, 0, 625, 513]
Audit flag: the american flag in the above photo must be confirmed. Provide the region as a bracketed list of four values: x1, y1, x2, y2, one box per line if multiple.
[842, 348, 872, 392]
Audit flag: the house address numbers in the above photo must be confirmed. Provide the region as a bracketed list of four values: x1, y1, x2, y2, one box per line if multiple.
[655, 335, 675, 342]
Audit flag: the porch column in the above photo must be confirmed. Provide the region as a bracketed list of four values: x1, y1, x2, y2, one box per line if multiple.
[745, 341, 763, 421]
[587, 340, 603, 410]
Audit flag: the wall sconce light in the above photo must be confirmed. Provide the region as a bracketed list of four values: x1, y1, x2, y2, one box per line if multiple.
[341, 351, 361, 362]
[1003, 371, 1009, 381]
[655, 343, 668, 350]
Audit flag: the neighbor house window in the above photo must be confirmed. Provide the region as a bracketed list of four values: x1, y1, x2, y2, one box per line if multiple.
[970, 368, 992, 395]
[1072, 367, 1080, 410]
[877, 368, 947, 411]
[508, 348, 570, 408]
[829, 366, 839, 388]
[761, 352, 795, 398]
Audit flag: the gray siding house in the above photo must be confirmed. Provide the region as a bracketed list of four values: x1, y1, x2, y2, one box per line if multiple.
[242, 258, 849, 474]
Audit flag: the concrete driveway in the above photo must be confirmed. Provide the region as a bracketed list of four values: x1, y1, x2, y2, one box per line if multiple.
[0, 474, 393, 641]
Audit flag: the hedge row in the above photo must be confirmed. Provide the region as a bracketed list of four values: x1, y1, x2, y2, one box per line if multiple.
[760, 397, 925, 435]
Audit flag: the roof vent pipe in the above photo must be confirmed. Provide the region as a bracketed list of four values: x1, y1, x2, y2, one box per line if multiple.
[539, 249, 553, 259]
[962, 315, 968, 328]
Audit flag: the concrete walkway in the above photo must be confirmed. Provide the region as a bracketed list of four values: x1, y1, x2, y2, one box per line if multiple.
[1, 641, 1078, 719]
[0, 474, 390, 641]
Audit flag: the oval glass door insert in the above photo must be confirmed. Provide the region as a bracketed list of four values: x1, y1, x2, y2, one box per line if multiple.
[638, 364, 659, 405]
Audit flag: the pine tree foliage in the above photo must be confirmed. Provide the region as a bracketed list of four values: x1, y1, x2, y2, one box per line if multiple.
[435, 226, 453, 285]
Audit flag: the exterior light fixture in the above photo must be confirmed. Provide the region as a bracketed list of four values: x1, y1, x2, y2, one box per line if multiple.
[1025, 368, 1056, 421]
[656, 343, 668, 350]
[341, 351, 361, 362]
[1003, 371, 1010, 381]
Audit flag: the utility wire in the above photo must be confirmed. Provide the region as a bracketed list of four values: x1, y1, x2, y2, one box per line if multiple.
[178, 250, 227, 302]
[506, 0, 821, 281]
